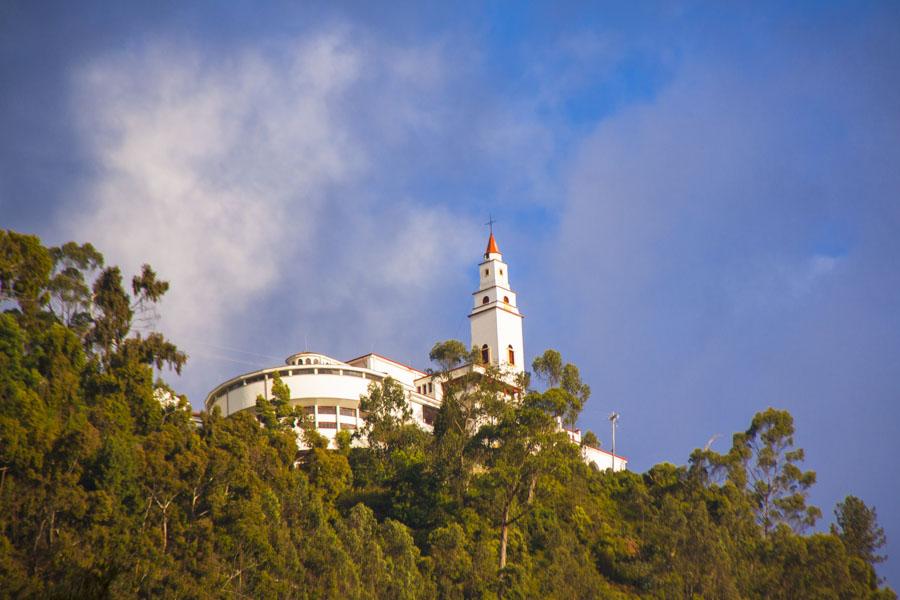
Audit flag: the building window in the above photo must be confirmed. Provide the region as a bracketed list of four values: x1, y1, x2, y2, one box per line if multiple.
[482, 296, 489, 305]
[508, 345, 515, 365]
[318, 421, 337, 429]
[484, 269, 488, 276]
[428, 382, 433, 393]
[305, 358, 311, 365]
[317, 405, 336, 415]
[500, 269, 504, 275]
[503, 296, 509, 303]
[340, 422, 357, 430]
[481, 344, 489, 363]
[423, 405, 438, 426]
[340, 407, 356, 417]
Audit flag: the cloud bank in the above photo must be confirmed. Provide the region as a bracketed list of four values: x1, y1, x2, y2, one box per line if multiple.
[65, 29, 558, 398]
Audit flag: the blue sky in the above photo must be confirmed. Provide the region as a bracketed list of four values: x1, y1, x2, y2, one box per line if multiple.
[3, 0, 899, 585]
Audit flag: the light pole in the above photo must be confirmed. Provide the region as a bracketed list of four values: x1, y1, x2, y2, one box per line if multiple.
[608, 412, 619, 470]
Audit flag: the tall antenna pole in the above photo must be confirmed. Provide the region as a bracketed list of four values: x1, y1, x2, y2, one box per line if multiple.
[609, 412, 620, 469]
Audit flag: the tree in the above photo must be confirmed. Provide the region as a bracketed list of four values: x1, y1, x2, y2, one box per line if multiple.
[255, 372, 299, 432]
[531, 350, 590, 425]
[85, 267, 132, 364]
[428, 370, 494, 513]
[429, 340, 472, 374]
[471, 387, 571, 572]
[47, 241, 104, 334]
[304, 445, 352, 504]
[581, 430, 599, 449]
[0, 230, 53, 320]
[84, 264, 186, 375]
[130, 264, 170, 329]
[428, 524, 475, 599]
[559, 363, 590, 426]
[723, 408, 821, 536]
[531, 349, 563, 387]
[833, 495, 887, 567]
[358, 377, 413, 455]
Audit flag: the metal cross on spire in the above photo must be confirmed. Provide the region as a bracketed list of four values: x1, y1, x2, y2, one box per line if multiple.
[485, 214, 497, 234]
[484, 214, 501, 256]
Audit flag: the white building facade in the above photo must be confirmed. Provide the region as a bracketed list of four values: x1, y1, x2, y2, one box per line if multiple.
[203, 232, 626, 471]
[204, 351, 442, 446]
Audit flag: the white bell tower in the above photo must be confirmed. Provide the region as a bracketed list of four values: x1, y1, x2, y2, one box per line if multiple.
[469, 230, 524, 374]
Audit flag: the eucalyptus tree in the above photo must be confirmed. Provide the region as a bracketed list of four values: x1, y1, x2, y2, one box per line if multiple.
[428, 339, 472, 374]
[47, 241, 103, 334]
[724, 408, 821, 536]
[531, 349, 590, 426]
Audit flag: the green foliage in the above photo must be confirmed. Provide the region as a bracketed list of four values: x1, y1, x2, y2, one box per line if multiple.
[0, 230, 894, 599]
[255, 372, 301, 433]
[834, 495, 888, 567]
[560, 363, 590, 419]
[532, 349, 590, 425]
[358, 377, 415, 455]
[581, 429, 600, 449]
[86, 266, 133, 362]
[47, 241, 103, 334]
[0, 230, 53, 319]
[723, 408, 822, 535]
[531, 349, 563, 387]
[429, 339, 472, 373]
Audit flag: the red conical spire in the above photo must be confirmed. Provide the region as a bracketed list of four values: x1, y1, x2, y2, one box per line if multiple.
[485, 232, 500, 256]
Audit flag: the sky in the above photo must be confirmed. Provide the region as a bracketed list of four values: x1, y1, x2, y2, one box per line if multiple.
[2, 0, 899, 585]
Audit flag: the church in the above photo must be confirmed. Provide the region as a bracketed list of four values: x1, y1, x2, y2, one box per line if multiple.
[204, 232, 627, 471]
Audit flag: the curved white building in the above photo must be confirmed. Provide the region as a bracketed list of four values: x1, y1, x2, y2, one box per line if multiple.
[203, 232, 627, 470]
[204, 351, 442, 444]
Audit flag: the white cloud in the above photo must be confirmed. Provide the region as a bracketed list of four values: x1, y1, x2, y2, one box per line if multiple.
[64, 30, 497, 400]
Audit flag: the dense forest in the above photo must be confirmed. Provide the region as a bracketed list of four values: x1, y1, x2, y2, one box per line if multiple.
[0, 230, 894, 599]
